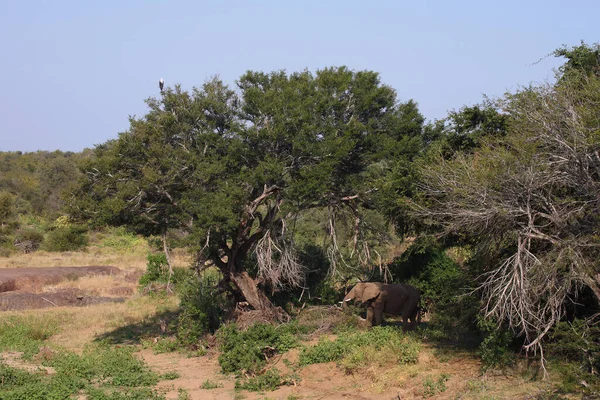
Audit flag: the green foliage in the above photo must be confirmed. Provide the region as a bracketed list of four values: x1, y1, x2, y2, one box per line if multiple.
[99, 227, 146, 252]
[388, 237, 479, 337]
[160, 371, 180, 380]
[299, 326, 420, 367]
[139, 253, 169, 287]
[0, 316, 60, 359]
[177, 388, 190, 400]
[43, 226, 88, 252]
[546, 319, 600, 393]
[176, 273, 228, 345]
[422, 374, 450, 398]
[554, 41, 600, 81]
[72, 68, 425, 307]
[200, 379, 223, 389]
[48, 343, 159, 387]
[0, 318, 166, 400]
[477, 318, 517, 370]
[0, 191, 16, 227]
[235, 368, 293, 392]
[141, 337, 180, 354]
[217, 323, 299, 375]
[0, 363, 85, 400]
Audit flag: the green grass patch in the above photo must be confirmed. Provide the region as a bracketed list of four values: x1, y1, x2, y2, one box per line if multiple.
[299, 326, 420, 369]
[0, 317, 167, 399]
[0, 315, 60, 359]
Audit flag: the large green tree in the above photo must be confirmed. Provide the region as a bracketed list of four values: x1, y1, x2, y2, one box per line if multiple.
[73, 67, 424, 310]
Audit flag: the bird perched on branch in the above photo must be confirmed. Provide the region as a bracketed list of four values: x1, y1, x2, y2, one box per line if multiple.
[159, 78, 164, 92]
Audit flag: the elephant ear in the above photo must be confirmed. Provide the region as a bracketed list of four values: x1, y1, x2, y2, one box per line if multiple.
[361, 284, 383, 302]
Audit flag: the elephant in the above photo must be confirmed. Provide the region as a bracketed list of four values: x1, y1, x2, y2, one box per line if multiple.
[342, 282, 421, 330]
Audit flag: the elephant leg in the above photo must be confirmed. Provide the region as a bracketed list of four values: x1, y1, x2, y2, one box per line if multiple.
[373, 302, 384, 326]
[403, 309, 417, 331]
[402, 315, 409, 332]
[366, 306, 374, 326]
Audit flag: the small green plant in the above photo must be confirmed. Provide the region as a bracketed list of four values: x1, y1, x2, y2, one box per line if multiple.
[161, 371, 180, 380]
[177, 388, 190, 400]
[200, 379, 223, 389]
[43, 225, 88, 252]
[139, 253, 169, 287]
[235, 368, 292, 392]
[422, 374, 450, 397]
[141, 337, 180, 354]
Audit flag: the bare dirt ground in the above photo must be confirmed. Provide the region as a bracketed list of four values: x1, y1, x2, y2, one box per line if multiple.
[0, 249, 553, 399]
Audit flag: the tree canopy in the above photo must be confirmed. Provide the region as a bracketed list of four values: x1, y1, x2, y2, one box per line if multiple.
[73, 67, 424, 310]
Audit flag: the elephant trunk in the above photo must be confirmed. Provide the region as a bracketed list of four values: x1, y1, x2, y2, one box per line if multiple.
[342, 291, 354, 309]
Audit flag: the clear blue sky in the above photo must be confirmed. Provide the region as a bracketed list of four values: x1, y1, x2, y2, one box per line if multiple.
[1, 1, 597, 152]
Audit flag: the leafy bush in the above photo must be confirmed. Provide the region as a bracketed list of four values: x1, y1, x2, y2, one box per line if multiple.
[0, 233, 14, 257]
[139, 253, 169, 287]
[478, 318, 517, 370]
[218, 323, 299, 375]
[13, 228, 44, 253]
[546, 319, 600, 393]
[176, 273, 228, 346]
[389, 237, 479, 338]
[43, 226, 88, 252]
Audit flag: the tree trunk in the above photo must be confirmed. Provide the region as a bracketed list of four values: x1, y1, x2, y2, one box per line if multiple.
[230, 270, 273, 310]
[162, 231, 174, 293]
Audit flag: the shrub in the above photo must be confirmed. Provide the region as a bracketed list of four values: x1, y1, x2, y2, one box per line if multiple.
[478, 318, 517, 370]
[388, 236, 479, 339]
[44, 226, 88, 252]
[139, 253, 169, 287]
[546, 319, 600, 393]
[176, 273, 228, 346]
[218, 323, 299, 375]
[0, 233, 14, 257]
[13, 228, 44, 253]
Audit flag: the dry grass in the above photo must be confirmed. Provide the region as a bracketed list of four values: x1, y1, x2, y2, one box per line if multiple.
[0, 245, 192, 271]
[45, 275, 136, 297]
[0, 295, 179, 352]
